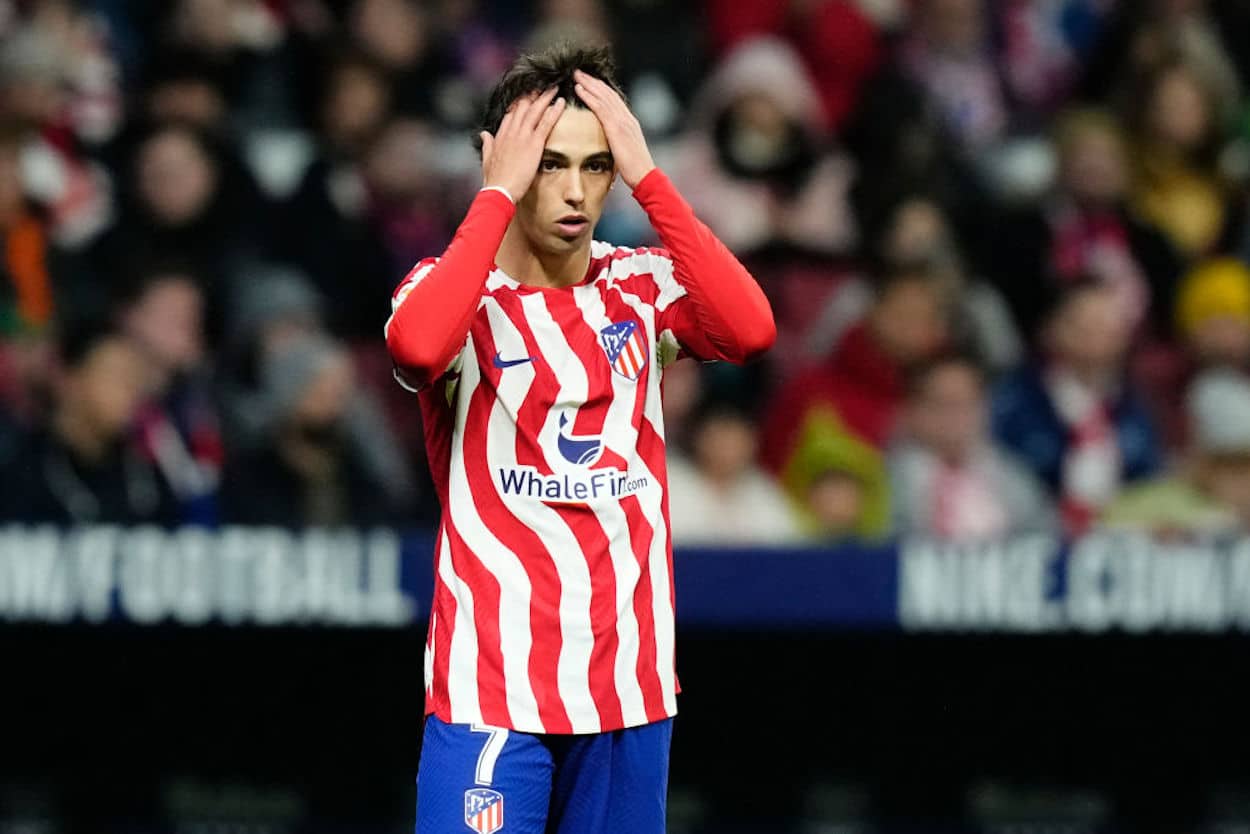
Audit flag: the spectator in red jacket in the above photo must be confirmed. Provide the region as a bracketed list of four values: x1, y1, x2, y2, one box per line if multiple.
[760, 263, 950, 473]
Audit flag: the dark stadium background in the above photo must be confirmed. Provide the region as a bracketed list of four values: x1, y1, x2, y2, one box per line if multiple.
[6, 0, 1250, 832]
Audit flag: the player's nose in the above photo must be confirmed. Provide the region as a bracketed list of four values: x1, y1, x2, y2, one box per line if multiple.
[563, 171, 585, 205]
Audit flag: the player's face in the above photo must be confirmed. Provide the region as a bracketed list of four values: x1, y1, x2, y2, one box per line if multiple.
[515, 105, 614, 255]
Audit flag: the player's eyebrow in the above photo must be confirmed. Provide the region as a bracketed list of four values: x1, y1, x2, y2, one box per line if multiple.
[582, 151, 614, 167]
[540, 150, 570, 164]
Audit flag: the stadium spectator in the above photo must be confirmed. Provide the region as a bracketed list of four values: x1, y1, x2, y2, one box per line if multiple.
[888, 354, 1055, 540]
[779, 409, 890, 542]
[838, 7, 980, 244]
[275, 50, 395, 340]
[0, 122, 52, 337]
[0, 320, 179, 525]
[810, 191, 1022, 373]
[348, 0, 443, 120]
[761, 263, 950, 472]
[151, 0, 291, 129]
[217, 264, 325, 451]
[992, 280, 1162, 535]
[897, 0, 1007, 156]
[1082, 0, 1246, 109]
[1124, 58, 1232, 259]
[141, 54, 232, 132]
[985, 108, 1182, 340]
[91, 122, 271, 328]
[0, 23, 113, 247]
[1176, 257, 1250, 372]
[220, 333, 415, 527]
[361, 116, 462, 284]
[115, 261, 222, 525]
[663, 37, 857, 258]
[1103, 369, 1250, 535]
[667, 401, 801, 546]
[1136, 256, 1250, 447]
[993, 0, 1113, 126]
[703, 0, 881, 134]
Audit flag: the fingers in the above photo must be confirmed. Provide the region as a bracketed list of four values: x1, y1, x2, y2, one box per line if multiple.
[535, 96, 567, 137]
[573, 70, 620, 109]
[521, 87, 560, 131]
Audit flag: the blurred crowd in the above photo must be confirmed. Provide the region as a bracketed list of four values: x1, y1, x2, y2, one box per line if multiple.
[4, 0, 1250, 544]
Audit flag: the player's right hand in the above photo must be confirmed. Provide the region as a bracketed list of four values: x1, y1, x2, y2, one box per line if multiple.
[480, 88, 566, 202]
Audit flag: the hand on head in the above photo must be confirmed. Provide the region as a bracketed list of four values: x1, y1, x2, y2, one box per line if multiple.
[479, 87, 566, 201]
[573, 69, 655, 189]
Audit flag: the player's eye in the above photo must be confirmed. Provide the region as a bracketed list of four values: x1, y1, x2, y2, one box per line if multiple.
[539, 159, 560, 172]
[585, 160, 609, 173]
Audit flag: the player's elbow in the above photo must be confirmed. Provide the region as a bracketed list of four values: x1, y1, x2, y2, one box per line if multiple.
[385, 321, 440, 386]
[732, 311, 777, 363]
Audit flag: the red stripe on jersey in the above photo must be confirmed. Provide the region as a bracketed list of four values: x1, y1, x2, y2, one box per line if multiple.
[466, 299, 573, 733]
[419, 378, 457, 511]
[443, 514, 510, 726]
[427, 524, 458, 718]
[638, 413, 680, 700]
[609, 271, 663, 307]
[620, 492, 665, 722]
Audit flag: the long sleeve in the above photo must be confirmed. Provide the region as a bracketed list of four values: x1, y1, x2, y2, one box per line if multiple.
[385, 189, 516, 388]
[631, 168, 776, 363]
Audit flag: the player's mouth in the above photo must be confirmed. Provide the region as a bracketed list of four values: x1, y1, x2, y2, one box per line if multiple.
[555, 214, 590, 238]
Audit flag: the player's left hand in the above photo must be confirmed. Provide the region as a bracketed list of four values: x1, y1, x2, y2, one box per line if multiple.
[573, 69, 656, 189]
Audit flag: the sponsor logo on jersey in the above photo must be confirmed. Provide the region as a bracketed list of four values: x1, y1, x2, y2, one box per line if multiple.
[496, 410, 649, 503]
[556, 413, 602, 465]
[492, 352, 535, 369]
[599, 320, 648, 381]
[464, 787, 504, 833]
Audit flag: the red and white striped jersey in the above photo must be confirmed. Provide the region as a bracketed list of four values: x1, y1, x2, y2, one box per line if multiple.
[384, 168, 775, 736]
[390, 241, 692, 734]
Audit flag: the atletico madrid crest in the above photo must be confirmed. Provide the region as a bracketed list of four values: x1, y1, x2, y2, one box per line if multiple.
[599, 320, 649, 381]
[464, 788, 504, 833]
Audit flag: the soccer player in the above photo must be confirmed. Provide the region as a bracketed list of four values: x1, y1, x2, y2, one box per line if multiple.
[385, 43, 775, 834]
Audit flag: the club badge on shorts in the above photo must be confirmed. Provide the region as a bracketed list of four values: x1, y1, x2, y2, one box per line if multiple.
[599, 320, 649, 381]
[464, 787, 504, 833]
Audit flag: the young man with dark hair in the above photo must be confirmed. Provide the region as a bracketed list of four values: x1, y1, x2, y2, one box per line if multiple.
[385, 43, 775, 834]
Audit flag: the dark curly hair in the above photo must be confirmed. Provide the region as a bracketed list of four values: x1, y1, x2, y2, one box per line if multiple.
[473, 42, 625, 154]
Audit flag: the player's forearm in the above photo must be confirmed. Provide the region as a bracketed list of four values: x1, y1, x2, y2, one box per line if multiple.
[386, 189, 515, 384]
[632, 169, 776, 362]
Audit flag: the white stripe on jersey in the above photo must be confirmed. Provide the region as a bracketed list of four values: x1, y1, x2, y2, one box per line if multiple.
[446, 327, 543, 729]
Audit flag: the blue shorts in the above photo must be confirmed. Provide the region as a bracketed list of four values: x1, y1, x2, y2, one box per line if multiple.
[415, 715, 673, 834]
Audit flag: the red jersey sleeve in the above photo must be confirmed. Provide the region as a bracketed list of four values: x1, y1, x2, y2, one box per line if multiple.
[631, 168, 776, 363]
[385, 188, 516, 389]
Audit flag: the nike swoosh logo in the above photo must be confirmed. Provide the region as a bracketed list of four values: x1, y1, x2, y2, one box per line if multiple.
[493, 352, 535, 369]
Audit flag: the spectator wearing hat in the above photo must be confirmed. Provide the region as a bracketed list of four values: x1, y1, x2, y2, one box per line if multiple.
[779, 407, 891, 542]
[1136, 257, 1250, 447]
[1103, 370, 1250, 536]
[1175, 257, 1250, 372]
